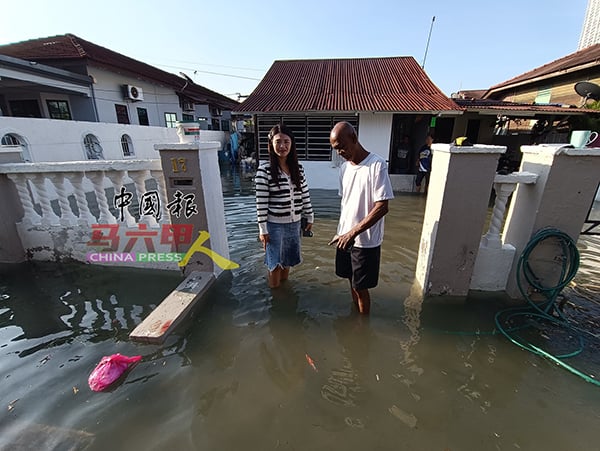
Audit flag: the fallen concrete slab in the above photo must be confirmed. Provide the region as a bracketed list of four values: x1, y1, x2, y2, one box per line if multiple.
[129, 271, 215, 344]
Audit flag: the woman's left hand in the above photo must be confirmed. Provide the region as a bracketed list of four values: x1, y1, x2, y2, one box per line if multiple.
[259, 233, 270, 249]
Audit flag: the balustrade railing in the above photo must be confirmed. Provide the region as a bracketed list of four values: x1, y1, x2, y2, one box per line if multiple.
[0, 159, 167, 227]
[480, 172, 539, 248]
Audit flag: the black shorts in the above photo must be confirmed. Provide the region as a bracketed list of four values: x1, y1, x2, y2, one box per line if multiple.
[335, 246, 381, 290]
[415, 171, 429, 186]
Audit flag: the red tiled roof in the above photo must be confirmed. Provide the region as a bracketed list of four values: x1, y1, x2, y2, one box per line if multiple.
[0, 34, 239, 110]
[485, 44, 600, 97]
[455, 98, 599, 115]
[235, 57, 461, 113]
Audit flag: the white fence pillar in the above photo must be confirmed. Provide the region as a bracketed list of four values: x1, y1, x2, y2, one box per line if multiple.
[503, 144, 600, 298]
[415, 144, 506, 297]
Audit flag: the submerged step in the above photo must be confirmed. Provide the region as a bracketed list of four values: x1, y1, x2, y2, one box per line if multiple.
[129, 271, 215, 344]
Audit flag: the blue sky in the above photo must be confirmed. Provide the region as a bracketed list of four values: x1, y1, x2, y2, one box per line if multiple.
[1, 0, 589, 99]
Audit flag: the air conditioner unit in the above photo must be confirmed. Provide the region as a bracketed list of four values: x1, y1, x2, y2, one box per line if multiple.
[123, 84, 144, 101]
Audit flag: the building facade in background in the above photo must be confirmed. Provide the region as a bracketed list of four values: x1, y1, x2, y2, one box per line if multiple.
[579, 0, 600, 49]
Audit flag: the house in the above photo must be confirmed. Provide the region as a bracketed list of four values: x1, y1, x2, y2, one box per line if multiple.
[0, 34, 239, 162]
[0, 34, 238, 130]
[234, 56, 462, 190]
[450, 45, 600, 170]
[484, 44, 600, 107]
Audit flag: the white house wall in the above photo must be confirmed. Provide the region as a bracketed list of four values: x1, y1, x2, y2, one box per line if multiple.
[0, 116, 229, 163]
[0, 116, 176, 161]
[89, 66, 181, 127]
[1, 89, 96, 122]
[357, 113, 393, 163]
[301, 113, 394, 191]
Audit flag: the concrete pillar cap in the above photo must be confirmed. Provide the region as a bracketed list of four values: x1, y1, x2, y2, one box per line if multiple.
[431, 143, 507, 154]
[154, 142, 221, 151]
[521, 144, 600, 157]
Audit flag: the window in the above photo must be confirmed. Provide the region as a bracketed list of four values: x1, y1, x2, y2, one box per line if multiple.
[1, 133, 31, 161]
[137, 107, 149, 126]
[1, 134, 20, 146]
[534, 88, 552, 104]
[211, 118, 220, 131]
[83, 134, 104, 160]
[115, 104, 130, 124]
[257, 115, 359, 161]
[165, 113, 177, 128]
[121, 134, 134, 157]
[221, 120, 230, 132]
[182, 113, 194, 121]
[9, 99, 42, 118]
[46, 100, 72, 120]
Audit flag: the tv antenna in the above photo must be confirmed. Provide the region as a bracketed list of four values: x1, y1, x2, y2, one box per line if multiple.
[574, 81, 600, 107]
[422, 16, 436, 69]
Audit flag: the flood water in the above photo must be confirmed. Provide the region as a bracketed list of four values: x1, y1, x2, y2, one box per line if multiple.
[1, 167, 600, 450]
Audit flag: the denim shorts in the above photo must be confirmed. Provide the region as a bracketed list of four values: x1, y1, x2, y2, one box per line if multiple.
[264, 221, 302, 271]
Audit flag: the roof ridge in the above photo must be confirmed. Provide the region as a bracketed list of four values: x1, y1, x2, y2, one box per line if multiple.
[66, 34, 87, 58]
[274, 56, 414, 63]
[489, 43, 600, 91]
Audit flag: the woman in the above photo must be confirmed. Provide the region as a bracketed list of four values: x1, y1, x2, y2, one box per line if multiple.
[255, 124, 314, 288]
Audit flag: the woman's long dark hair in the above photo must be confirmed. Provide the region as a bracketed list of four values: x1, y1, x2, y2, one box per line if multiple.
[267, 124, 302, 189]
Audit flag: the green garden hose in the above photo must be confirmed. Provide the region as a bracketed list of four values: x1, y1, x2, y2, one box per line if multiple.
[494, 227, 600, 386]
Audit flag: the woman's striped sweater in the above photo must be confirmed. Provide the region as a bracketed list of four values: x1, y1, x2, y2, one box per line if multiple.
[255, 163, 314, 235]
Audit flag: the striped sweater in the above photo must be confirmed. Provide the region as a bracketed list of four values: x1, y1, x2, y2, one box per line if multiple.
[255, 163, 314, 235]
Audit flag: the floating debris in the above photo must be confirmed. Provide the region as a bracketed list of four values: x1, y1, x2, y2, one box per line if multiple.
[38, 355, 51, 366]
[305, 354, 318, 372]
[88, 354, 142, 392]
[344, 417, 365, 428]
[8, 399, 19, 411]
[389, 405, 417, 428]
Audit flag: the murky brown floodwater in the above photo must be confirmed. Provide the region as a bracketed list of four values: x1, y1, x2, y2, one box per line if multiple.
[1, 166, 599, 451]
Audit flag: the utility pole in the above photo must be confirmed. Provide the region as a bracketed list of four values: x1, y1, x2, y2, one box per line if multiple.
[422, 16, 436, 69]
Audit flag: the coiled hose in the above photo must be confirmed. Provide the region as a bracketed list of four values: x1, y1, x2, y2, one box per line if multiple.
[495, 227, 600, 386]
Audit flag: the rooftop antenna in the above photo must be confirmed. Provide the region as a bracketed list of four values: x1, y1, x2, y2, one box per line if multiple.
[574, 81, 600, 107]
[422, 16, 436, 69]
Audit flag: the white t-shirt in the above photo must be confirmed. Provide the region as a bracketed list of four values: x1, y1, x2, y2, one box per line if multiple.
[337, 152, 395, 248]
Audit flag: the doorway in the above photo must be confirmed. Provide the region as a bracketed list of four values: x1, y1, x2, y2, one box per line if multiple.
[389, 114, 415, 174]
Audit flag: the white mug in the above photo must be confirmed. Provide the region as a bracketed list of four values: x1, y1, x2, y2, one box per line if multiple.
[570, 130, 599, 148]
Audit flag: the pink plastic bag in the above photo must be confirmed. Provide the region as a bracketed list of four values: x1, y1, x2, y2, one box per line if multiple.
[88, 353, 142, 392]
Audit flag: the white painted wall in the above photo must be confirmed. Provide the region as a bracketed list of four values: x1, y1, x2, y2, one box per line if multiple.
[0, 116, 230, 163]
[357, 113, 393, 163]
[300, 113, 394, 191]
[0, 116, 176, 161]
[302, 160, 340, 191]
[89, 66, 181, 127]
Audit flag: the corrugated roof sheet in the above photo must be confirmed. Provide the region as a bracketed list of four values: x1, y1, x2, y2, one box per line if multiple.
[235, 57, 461, 113]
[455, 98, 599, 115]
[0, 34, 239, 110]
[486, 44, 600, 96]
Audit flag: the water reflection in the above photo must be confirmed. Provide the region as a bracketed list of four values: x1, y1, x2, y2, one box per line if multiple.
[1, 166, 600, 451]
[261, 288, 306, 392]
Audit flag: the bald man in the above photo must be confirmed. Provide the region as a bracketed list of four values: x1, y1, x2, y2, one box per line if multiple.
[328, 122, 394, 314]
